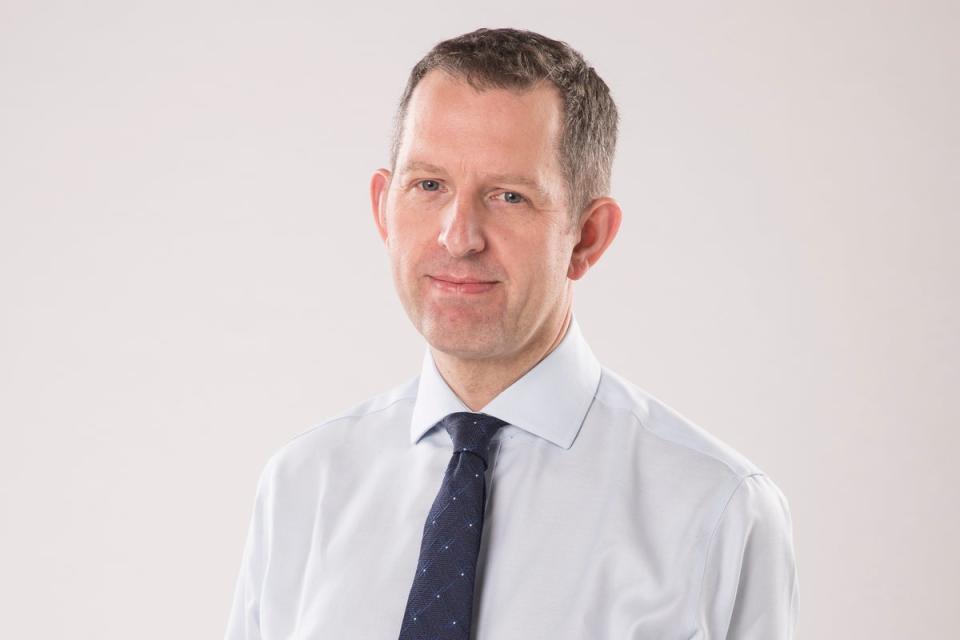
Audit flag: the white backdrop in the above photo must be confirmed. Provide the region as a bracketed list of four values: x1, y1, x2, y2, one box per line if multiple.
[1, 1, 957, 637]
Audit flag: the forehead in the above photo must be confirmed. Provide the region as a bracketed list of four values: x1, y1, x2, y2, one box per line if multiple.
[399, 70, 564, 178]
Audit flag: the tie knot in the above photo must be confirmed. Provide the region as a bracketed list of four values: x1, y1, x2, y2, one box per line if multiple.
[440, 412, 508, 467]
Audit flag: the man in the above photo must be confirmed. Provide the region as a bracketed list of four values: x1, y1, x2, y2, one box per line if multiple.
[226, 28, 799, 639]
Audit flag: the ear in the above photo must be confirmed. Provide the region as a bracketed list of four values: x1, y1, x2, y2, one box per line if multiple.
[370, 168, 392, 246]
[567, 196, 623, 281]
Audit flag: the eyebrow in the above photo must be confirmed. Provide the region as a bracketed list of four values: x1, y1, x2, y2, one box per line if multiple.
[398, 161, 552, 201]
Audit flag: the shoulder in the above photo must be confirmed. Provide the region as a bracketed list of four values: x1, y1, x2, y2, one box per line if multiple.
[256, 374, 419, 485]
[593, 365, 765, 480]
[593, 366, 795, 559]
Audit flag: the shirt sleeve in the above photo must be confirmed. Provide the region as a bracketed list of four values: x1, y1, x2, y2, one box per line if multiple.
[696, 473, 800, 639]
[224, 459, 276, 640]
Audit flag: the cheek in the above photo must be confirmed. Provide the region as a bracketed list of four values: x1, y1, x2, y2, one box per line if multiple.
[511, 234, 567, 280]
[388, 229, 434, 290]
[390, 244, 418, 287]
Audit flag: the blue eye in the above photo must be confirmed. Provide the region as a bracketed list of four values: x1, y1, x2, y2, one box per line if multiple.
[501, 192, 524, 204]
[419, 180, 441, 191]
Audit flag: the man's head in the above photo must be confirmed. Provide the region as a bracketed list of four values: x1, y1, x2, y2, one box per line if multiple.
[371, 28, 622, 365]
[390, 28, 619, 222]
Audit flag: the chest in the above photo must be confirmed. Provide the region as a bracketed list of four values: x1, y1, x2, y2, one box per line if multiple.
[258, 442, 709, 639]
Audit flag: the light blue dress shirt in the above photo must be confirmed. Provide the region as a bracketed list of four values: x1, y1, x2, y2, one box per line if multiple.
[225, 314, 799, 638]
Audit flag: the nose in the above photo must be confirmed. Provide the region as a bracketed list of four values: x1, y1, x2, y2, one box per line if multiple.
[437, 194, 486, 257]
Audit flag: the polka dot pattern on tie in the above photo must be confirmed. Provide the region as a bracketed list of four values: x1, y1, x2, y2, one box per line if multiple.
[397, 412, 508, 639]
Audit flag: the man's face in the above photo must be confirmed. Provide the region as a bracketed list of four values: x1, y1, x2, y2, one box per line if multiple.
[371, 70, 581, 361]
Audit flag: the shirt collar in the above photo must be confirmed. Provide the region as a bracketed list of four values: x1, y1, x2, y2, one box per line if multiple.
[409, 313, 602, 450]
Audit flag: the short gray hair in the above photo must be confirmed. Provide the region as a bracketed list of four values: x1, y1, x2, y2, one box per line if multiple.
[390, 28, 619, 222]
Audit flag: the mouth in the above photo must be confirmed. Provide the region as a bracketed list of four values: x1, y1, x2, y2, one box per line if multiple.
[428, 275, 499, 294]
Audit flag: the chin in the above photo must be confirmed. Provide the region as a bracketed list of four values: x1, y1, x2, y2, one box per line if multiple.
[421, 317, 501, 358]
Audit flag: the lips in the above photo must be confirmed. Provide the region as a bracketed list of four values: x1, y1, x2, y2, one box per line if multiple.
[428, 275, 498, 294]
[432, 274, 496, 284]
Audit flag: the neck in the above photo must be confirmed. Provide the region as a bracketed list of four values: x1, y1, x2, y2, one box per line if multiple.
[430, 307, 573, 412]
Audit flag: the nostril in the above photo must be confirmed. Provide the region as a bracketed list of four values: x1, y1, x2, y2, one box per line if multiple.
[437, 226, 485, 257]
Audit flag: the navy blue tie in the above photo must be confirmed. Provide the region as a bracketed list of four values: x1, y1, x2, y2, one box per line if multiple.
[398, 411, 508, 639]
